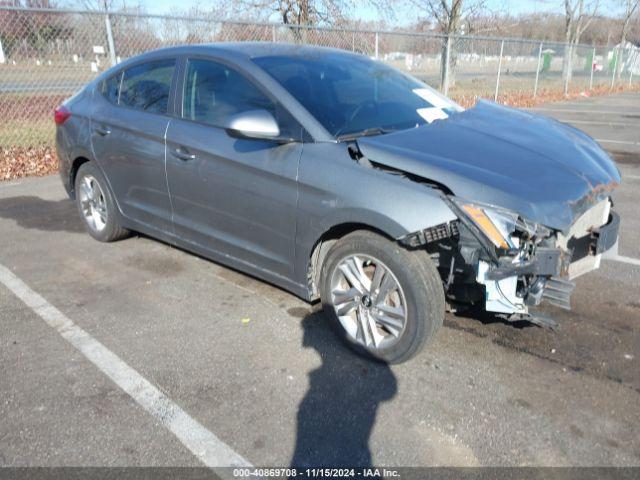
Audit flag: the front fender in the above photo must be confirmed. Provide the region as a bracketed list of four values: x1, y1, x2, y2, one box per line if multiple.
[294, 142, 457, 291]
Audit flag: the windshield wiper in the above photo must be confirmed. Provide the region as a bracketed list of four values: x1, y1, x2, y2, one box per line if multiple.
[336, 127, 395, 142]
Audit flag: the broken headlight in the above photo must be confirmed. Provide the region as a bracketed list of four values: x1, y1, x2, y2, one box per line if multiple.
[448, 197, 553, 253]
[515, 217, 552, 241]
[448, 197, 519, 250]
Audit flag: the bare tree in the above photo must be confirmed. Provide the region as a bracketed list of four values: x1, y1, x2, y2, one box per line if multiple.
[618, 0, 639, 43]
[562, 0, 600, 94]
[76, 0, 118, 10]
[233, 0, 390, 25]
[611, 0, 638, 79]
[233, 0, 393, 42]
[0, 0, 70, 61]
[410, 0, 486, 91]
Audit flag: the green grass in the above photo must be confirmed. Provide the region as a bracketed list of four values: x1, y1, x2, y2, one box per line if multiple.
[0, 120, 54, 148]
[0, 64, 97, 86]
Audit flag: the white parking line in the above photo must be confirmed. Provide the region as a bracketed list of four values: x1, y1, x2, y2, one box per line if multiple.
[0, 181, 23, 188]
[535, 99, 638, 107]
[607, 255, 640, 267]
[595, 139, 640, 146]
[0, 263, 251, 473]
[558, 120, 640, 127]
[528, 108, 632, 115]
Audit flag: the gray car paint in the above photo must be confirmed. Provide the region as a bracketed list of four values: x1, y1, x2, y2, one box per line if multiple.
[165, 117, 303, 279]
[357, 100, 621, 232]
[90, 94, 174, 233]
[57, 43, 619, 302]
[294, 141, 456, 278]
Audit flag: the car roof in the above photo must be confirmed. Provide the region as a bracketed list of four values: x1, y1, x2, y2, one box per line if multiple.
[96, 42, 366, 84]
[129, 42, 361, 62]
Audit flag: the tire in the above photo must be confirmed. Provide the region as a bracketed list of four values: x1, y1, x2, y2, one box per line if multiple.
[74, 162, 129, 242]
[320, 230, 445, 364]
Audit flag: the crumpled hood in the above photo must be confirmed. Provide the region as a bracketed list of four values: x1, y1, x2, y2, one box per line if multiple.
[357, 100, 620, 231]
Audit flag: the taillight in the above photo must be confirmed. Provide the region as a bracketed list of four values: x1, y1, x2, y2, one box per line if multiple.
[54, 105, 71, 125]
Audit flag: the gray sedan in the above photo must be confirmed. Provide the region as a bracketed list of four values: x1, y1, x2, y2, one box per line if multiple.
[55, 43, 620, 363]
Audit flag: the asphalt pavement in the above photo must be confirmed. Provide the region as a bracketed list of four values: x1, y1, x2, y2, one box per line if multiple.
[1, 92, 639, 468]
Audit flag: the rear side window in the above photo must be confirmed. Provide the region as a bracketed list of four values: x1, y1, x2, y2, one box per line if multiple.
[102, 72, 122, 104]
[119, 59, 176, 114]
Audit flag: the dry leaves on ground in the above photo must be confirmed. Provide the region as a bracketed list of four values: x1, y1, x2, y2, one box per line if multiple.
[1, 146, 59, 181]
[454, 83, 640, 109]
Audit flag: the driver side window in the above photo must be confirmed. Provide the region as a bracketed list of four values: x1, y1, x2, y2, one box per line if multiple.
[119, 59, 176, 114]
[182, 58, 298, 138]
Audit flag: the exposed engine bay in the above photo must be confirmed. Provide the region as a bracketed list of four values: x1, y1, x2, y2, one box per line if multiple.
[399, 196, 619, 329]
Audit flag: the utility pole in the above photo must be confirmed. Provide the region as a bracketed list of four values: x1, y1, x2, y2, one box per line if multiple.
[105, 12, 117, 66]
[533, 42, 543, 97]
[494, 40, 504, 101]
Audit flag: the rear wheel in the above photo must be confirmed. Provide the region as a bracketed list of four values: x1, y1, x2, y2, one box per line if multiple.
[75, 162, 129, 242]
[320, 230, 445, 364]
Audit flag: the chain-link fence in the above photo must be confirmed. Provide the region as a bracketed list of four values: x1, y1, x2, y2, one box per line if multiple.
[1, 5, 639, 150]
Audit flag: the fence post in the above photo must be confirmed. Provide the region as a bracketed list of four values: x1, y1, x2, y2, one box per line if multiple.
[272, 24, 276, 42]
[442, 34, 451, 95]
[494, 40, 504, 102]
[617, 48, 627, 80]
[104, 12, 117, 66]
[563, 43, 572, 95]
[533, 42, 543, 97]
[0, 36, 5, 64]
[375, 32, 379, 60]
[589, 47, 595, 90]
[610, 46, 618, 89]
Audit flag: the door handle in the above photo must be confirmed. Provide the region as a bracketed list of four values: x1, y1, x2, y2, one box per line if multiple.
[173, 148, 197, 161]
[94, 125, 111, 136]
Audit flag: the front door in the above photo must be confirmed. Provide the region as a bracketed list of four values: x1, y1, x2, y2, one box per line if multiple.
[165, 57, 303, 278]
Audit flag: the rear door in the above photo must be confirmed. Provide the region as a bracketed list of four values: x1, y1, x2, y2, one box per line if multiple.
[91, 58, 177, 232]
[165, 57, 303, 278]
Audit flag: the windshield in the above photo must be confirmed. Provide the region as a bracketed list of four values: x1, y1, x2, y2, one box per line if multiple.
[253, 52, 463, 139]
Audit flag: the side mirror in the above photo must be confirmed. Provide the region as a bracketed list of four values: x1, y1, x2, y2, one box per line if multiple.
[224, 109, 280, 140]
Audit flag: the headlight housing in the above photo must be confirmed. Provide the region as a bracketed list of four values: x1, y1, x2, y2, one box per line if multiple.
[448, 197, 552, 253]
[449, 197, 518, 249]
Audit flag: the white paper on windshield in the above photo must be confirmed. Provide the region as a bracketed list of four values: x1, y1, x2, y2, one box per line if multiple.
[417, 107, 449, 123]
[412, 88, 454, 109]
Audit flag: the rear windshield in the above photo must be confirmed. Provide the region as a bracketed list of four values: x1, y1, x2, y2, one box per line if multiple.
[253, 52, 461, 138]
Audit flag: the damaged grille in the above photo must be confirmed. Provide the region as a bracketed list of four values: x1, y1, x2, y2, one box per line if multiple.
[401, 221, 459, 247]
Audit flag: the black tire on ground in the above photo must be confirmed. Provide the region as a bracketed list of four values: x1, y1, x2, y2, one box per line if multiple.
[320, 230, 445, 364]
[74, 162, 129, 242]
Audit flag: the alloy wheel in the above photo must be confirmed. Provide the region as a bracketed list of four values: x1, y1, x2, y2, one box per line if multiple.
[78, 174, 107, 232]
[330, 254, 408, 350]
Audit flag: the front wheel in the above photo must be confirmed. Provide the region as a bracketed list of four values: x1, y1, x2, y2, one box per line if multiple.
[320, 231, 445, 364]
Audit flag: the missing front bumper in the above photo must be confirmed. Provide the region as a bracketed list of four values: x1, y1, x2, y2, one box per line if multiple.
[477, 209, 619, 316]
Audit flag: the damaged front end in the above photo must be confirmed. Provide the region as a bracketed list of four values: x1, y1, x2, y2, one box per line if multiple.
[400, 195, 620, 329]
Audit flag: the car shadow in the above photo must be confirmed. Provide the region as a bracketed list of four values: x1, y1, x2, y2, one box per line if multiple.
[291, 312, 398, 468]
[447, 305, 537, 330]
[0, 195, 85, 234]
